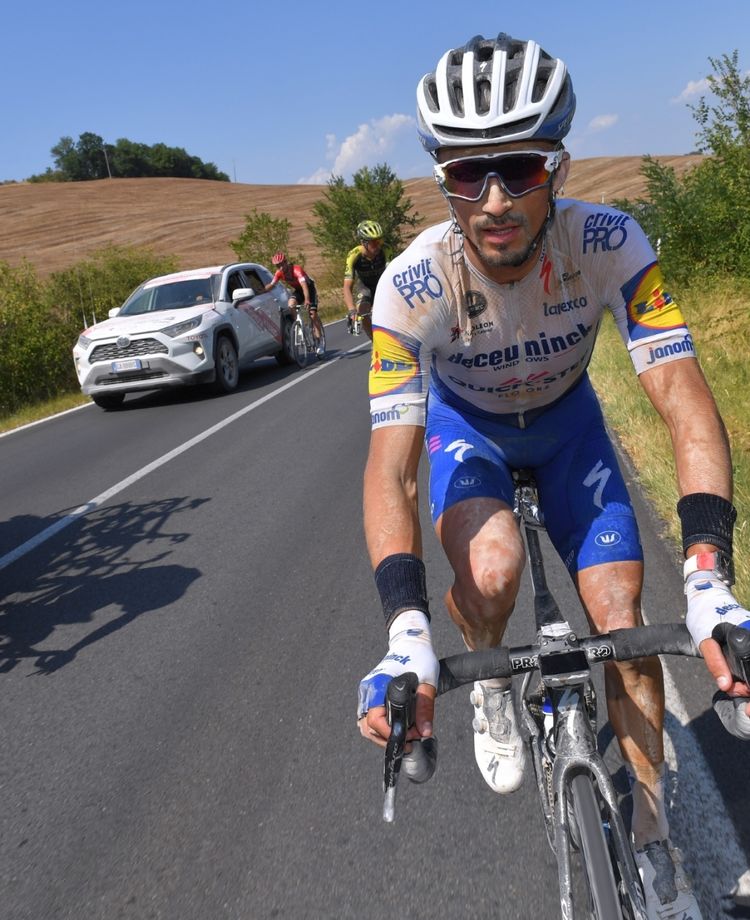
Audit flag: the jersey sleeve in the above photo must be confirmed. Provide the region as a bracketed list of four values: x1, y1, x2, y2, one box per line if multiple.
[368, 242, 450, 430]
[600, 216, 695, 374]
[344, 246, 361, 281]
[292, 265, 307, 283]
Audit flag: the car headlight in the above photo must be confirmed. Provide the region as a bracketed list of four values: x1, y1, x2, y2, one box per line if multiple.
[162, 316, 203, 338]
[77, 333, 93, 350]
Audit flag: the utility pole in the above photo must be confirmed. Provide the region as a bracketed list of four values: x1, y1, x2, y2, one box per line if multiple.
[102, 144, 113, 179]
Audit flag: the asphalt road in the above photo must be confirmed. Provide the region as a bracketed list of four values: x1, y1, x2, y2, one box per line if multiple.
[1, 321, 748, 920]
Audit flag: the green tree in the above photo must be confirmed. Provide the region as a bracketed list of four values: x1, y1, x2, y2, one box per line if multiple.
[228, 209, 302, 268]
[35, 133, 229, 182]
[613, 51, 750, 284]
[308, 163, 422, 273]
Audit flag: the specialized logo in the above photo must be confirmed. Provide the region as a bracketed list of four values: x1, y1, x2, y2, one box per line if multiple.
[622, 262, 686, 341]
[583, 211, 630, 253]
[369, 328, 421, 396]
[370, 403, 410, 425]
[595, 530, 622, 547]
[583, 460, 611, 511]
[539, 253, 553, 295]
[445, 439, 474, 462]
[465, 290, 487, 318]
[453, 475, 482, 489]
[645, 333, 695, 366]
[392, 257, 443, 309]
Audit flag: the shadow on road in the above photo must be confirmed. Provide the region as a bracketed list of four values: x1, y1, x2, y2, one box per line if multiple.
[0, 496, 205, 674]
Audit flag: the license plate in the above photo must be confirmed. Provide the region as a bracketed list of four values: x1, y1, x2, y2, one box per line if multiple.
[111, 358, 142, 373]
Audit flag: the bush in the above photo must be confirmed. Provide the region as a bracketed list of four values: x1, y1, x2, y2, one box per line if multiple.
[613, 51, 750, 285]
[0, 246, 177, 417]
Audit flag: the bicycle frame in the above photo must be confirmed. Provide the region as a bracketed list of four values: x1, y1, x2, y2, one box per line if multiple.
[514, 474, 648, 918]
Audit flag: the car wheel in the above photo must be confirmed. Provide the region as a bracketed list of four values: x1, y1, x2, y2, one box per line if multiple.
[213, 335, 239, 393]
[92, 393, 125, 410]
[275, 318, 295, 366]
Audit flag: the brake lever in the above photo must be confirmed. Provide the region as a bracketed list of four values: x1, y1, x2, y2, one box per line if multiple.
[712, 622, 750, 686]
[382, 671, 418, 823]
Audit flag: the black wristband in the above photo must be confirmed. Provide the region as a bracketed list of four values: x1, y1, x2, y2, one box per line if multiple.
[676, 492, 737, 555]
[374, 553, 430, 630]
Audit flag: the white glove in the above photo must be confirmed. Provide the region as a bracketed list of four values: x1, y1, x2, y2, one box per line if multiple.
[357, 610, 439, 719]
[685, 572, 750, 646]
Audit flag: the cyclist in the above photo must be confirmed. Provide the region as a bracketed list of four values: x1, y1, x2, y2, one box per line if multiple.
[265, 252, 324, 355]
[343, 220, 389, 340]
[357, 32, 749, 920]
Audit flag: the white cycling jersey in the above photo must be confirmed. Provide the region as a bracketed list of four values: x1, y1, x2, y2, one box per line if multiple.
[369, 200, 694, 429]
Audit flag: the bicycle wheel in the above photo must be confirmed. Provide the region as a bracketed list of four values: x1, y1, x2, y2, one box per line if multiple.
[569, 773, 622, 919]
[292, 320, 308, 368]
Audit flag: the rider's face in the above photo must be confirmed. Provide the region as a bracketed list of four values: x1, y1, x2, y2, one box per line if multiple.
[437, 141, 569, 282]
[362, 238, 383, 257]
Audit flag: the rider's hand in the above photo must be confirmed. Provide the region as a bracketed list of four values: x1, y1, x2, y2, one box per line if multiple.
[357, 610, 438, 749]
[685, 572, 750, 712]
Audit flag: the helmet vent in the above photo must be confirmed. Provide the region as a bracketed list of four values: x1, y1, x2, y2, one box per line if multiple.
[504, 71, 520, 114]
[424, 77, 440, 113]
[476, 78, 491, 116]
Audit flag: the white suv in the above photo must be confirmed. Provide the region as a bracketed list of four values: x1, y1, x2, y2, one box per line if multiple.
[73, 262, 295, 409]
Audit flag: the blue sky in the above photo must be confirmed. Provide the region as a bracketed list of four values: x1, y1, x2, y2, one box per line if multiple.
[2, 0, 748, 185]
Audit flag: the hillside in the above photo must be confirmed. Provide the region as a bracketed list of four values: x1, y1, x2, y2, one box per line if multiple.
[0, 155, 702, 280]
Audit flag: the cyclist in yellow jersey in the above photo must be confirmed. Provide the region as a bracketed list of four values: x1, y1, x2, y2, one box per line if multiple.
[343, 220, 389, 340]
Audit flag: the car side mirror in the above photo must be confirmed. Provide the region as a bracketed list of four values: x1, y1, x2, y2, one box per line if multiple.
[231, 287, 255, 302]
[108, 307, 121, 318]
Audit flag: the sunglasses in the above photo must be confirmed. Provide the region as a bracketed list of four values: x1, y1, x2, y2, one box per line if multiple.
[434, 149, 563, 201]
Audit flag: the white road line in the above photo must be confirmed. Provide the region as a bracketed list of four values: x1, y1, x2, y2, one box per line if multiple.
[0, 345, 368, 573]
[643, 606, 750, 908]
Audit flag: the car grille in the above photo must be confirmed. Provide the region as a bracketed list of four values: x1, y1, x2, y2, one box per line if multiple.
[90, 338, 168, 362]
[95, 371, 168, 385]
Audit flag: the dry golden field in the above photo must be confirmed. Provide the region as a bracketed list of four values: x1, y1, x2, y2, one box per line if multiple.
[0, 155, 702, 280]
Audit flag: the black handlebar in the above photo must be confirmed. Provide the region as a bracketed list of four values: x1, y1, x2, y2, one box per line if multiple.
[437, 623, 701, 695]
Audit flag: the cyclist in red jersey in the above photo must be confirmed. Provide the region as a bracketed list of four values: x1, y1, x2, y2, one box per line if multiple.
[265, 252, 324, 353]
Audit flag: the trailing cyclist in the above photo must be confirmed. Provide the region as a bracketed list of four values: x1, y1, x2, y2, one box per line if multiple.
[357, 31, 749, 920]
[266, 252, 324, 356]
[343, 220, 389, 341]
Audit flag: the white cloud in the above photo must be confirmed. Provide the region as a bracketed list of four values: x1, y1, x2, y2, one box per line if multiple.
[671, 78, 710, 104]
[588, 114, 619, 132]
[298, 114, 415, 184]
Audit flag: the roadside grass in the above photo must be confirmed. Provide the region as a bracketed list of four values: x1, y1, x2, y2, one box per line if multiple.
[0, 391, 90, 434]
[589, 277, 749, 606]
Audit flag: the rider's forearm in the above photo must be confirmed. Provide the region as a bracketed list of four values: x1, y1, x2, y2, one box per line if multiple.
[364, 433, 424, 567]
[640, 358, 733, 500]
[343, 281, 355, 313]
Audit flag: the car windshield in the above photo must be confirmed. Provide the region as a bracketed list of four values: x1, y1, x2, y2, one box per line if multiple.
[119, 277, 216, 315]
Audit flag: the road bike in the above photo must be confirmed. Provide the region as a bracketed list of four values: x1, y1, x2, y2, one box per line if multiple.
[349, 312, 363, 336]
[291, 302, 326, 368]
[381, 470, 750, 919]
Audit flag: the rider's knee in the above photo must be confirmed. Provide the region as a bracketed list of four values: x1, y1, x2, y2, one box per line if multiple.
[455, 555, 523, 617]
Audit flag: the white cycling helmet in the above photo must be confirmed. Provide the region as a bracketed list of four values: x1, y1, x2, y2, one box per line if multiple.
[417, 33, 576, 154]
